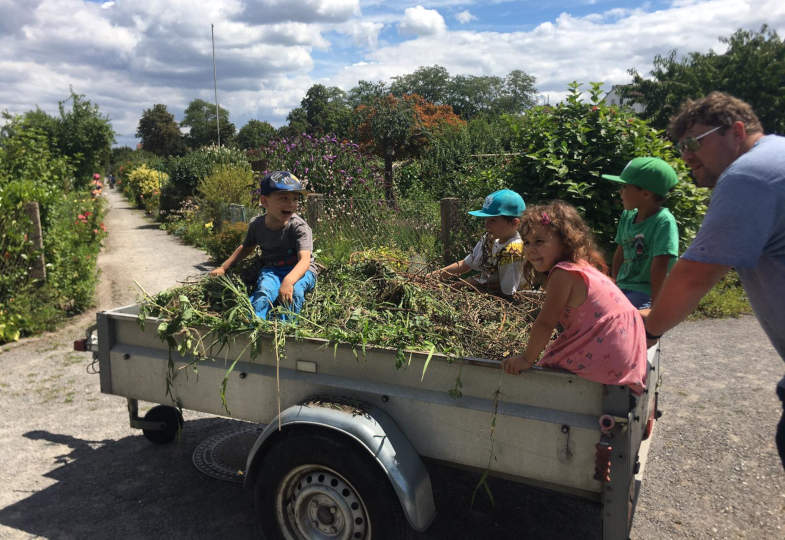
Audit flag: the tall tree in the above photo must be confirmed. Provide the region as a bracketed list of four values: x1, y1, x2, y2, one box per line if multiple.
[136, 104, 185, 157]
[236, 119, 276, 150]
[181, 98, 236, 149]
[390, 65, 451, 105]
[300, 84, 351, 137]
[55, 91, 115, 183]
[354, 94, 465, 203]
[624, 26, 785, 133]
[347, 80, 389, 109]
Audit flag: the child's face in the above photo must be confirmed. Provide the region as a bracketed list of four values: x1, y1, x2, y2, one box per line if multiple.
[619, 184, 647, 211]
[484, 216, 519, 241]
[260, 190, 300, 226]
[523, 224, 566, 273]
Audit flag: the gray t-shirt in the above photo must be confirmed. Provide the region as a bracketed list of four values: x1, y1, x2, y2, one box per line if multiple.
[243, 213, 318, 275]
[682, 135, 785, 360]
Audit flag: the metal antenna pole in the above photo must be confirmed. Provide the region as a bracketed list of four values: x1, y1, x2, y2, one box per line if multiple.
[211, 23, 221, 146]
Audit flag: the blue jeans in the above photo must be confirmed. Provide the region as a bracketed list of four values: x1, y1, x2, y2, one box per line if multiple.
[621, 289, 652, 310]
[777, 377, 785, 469]
[250, 267, 316, 322]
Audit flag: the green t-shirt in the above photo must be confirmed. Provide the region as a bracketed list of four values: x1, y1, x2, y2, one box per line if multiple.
[614, 208, 679, 295]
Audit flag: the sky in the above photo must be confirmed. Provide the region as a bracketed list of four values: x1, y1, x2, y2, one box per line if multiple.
[2, 0, 785, 148]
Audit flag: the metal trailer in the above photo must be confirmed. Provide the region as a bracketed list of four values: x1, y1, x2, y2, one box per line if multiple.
[82, 303, 661, 540]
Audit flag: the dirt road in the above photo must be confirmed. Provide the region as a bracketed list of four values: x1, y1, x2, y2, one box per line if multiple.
[0, 188, 783, 539]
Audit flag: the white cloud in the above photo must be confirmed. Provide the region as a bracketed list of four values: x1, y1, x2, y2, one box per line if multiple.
[2, 0, 785, 148]
[455, 10, 476, 25]
[398, 6, 447, 36]
[239, 0, 359, 24]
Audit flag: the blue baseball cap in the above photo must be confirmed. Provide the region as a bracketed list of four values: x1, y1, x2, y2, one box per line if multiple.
[468, 189, 526, 217]
[259, 171, 306, 195]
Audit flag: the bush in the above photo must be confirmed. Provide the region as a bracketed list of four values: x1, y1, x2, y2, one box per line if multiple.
[197, 164, 255, 226]
[204, 221, 247, 263]
[508, 82, 708, 255]
[163, 145, 251, 212]
[691, 271, 751, 319]
[247, 134, 386, 199]
[127, 164, 169, 214]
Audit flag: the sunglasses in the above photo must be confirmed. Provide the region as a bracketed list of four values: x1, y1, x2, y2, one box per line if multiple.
[677, 125, 723, 153]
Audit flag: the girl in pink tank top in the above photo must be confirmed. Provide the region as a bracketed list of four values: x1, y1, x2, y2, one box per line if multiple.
[502, 201, 647, 395]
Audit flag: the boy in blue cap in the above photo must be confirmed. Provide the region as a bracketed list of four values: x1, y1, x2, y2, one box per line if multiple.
[210, 171, 317, 321]
[429, 189, 527, 296]
[602, 157, 680, 309]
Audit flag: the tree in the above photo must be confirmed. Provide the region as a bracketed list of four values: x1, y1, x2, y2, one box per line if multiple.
[55, 91, 115, 184]
[136, 104, 185, 157]
[281, 107, 309, 138]
[300, 84, 351, 137]
[235, 119, 276, 150]
[624, 26, 785, 133]
[181, 98, 236, 149]
[347, 80, 389, 109]
[386, 65, 538, 120]
[390, 65, 451, 105]
[354, 94, 465, 203]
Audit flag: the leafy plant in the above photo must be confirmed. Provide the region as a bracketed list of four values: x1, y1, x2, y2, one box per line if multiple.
[127, 164, 169, 214]
[509, 81, 708, 254]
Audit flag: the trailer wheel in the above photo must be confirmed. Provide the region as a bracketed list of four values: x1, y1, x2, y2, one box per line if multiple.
[254, 429, 411, 540]
[142, 405, 183, 444]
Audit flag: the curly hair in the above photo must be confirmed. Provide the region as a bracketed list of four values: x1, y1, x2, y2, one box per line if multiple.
[520, 200, 607, 285]
[668, 91, 763, 140]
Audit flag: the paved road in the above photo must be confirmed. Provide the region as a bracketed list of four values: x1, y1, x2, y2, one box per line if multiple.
[0, 188, 782, 539]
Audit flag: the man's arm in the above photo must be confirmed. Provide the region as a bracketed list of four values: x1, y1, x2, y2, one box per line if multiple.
[645, 258, 730, 337]
[649, 254, 673, 304]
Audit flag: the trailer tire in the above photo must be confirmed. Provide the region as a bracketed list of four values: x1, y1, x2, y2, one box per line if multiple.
[142, 405, 183, 444]
[254, 428, 412, 540]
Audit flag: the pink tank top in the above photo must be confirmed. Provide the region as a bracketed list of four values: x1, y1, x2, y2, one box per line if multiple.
[538, 261, 648, 395]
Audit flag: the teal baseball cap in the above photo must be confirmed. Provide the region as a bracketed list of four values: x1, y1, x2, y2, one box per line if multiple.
[468, 189, 526, 217]
[601, 157, 678, 197]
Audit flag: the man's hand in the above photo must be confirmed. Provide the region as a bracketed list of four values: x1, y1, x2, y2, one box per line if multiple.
[209, 267, 226, 277]
[502, 355, 535, 374]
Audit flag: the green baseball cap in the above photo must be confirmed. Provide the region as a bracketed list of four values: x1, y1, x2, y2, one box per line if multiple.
[601, 157, 678, 197]
[468, 189, 526, 217]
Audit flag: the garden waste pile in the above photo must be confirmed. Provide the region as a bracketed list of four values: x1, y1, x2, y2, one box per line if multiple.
[139, 251, 543, 366]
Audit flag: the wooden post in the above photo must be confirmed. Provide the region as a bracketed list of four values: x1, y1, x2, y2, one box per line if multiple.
[24, 201, 46, 282]
[440, 197, 459, 265]
[305, 193, 325, 229]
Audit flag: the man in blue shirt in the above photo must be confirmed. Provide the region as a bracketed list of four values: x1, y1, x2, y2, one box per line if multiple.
[644, 92, 785, 468]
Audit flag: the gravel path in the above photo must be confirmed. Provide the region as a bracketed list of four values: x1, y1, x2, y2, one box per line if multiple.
[0, 188, 783, 539]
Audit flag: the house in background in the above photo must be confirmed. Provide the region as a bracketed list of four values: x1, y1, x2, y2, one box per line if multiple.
[604, 85, 645, 113]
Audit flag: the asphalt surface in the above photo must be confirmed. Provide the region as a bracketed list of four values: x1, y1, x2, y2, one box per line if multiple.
[0, 188, 783, 539]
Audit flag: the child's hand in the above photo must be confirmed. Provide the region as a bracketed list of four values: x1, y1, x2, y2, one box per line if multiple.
[278, 279, 294, 304]
[209, 267, 225, 277]
[502, 354, 535, 374]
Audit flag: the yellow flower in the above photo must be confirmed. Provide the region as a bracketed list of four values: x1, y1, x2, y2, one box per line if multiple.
[205, 221, 214, 229]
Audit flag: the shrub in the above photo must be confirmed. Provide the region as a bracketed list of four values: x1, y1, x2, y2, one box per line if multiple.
[508, 82, 708, 254]
[204, 221, 248, 263]
[197, 164, 255, 226]
[247, 134, 386, 199]
[163, 145, 251, 212]
[127, 164, 169, 214]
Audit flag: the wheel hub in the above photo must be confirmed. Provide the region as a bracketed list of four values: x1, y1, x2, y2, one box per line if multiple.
[278, 466, 369, 540]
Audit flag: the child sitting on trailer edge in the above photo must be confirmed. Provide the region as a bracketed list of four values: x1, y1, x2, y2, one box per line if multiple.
[428, 189, 527, 298]
[502, 200, 648, 395]
[209, 171, 317, 322]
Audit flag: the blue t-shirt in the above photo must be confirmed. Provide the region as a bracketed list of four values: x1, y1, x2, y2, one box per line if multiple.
[682, 135, 785, 360]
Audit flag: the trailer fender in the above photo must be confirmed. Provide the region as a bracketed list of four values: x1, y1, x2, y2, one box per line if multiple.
[244, 399, 436, 532]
